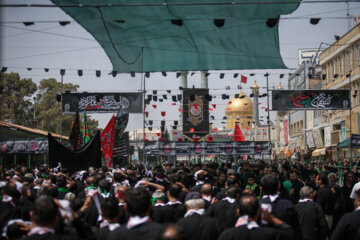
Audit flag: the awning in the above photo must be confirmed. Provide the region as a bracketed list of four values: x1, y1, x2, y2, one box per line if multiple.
[51, 0, 300, 73]
[337, 138, 350, 149]
[312, 148, 326, 157]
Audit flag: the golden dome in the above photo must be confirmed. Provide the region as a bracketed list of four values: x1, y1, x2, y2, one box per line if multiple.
[252, 80, 259, 92]
[278, 81, 283, 89]
[225, 91, 253, 116]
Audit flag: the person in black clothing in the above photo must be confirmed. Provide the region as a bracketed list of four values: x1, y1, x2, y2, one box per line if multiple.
[341, 172, 356, 213]
[0, 182, 30, 234]
[289, 170, 304, 204]
[200, 183, 213, 209]
[218, 195, 294, 240]
[177, 197, 221, 240]
[56, 175, 69, 200]
[206, 186, 241, 232]
[331, 189, 360, 240]
[92, 198, 120, 240]
[260, 174, 300, 240]
[316, 173, 335, 230]
[107, 187, 162, 240]
[295, 186, 329, 240]
[22, 195, 96, 240]
[152, 184, 186, 224]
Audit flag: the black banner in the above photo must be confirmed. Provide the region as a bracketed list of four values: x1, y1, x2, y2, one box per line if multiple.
[144, 141, 271, 156]
[48, 131, 101, 173]
[183, 88, 209, 137]
[0, 140, 48, 154]
[351, 134, 360, 148]
[272, 90, 350, 110]
[62, 92, 143, 114]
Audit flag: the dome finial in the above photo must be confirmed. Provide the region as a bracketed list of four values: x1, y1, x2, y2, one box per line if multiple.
[278, 81, 283, 89]
[252, 80, 259, 92]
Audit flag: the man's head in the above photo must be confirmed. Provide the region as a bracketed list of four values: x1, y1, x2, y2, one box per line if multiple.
[327, 172, 337, 187]
[3, 183, 21, 206]
[115, 185, 128, 202]
[260, 174, 278, 195]
[316, 173, 328, 187]
[218, 171, 227, 183]
[299, 186, 314, 200]
[185, 198, 205, 210]
[30, 195, 58, 228]
[157, 224, 187, 240]
[247, 174, 256, 186]
[100, 197, 120, 222]
[167, 183, 182, 200]
[226, 187, 242, 200]
[56, 175, 67, 188]
[346, 172, 354, 183]
[200, 183, 212, 196]
[354, 189, 360, 209]
[289, 170, 298, 183]
[238, 195, 260, 220]
[152, 190, 166, 205]
[124, 187, 152, 217]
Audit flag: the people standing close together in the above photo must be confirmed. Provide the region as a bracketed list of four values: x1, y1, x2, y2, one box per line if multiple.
[0, 159, 360, 240]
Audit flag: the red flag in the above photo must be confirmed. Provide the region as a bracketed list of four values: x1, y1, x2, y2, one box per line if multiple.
[100, 115, 115, 167]
[161, 111, 166, 117]
[212, 104, 216, 109]
[208, 136, 213, 142]
[241, 75, 247, 84]
[233, 122, 245, 142]
[193, 137, 198, 142]
[189, 128, 194, 133]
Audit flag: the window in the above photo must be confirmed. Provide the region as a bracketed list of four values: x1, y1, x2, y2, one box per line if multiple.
[348, 49, 352, 70]
[339, 55, 343, 75]
[332, 60, 335, 76]
[358, 44, 360, 66]
[326, 65, 329, 82]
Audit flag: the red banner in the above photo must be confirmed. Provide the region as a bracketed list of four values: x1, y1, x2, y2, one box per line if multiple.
[233, 123, 245, 142]
[101, 115, 115, 167]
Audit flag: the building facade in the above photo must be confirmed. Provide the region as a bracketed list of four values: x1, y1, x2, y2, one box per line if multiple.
[320, 23, 360, 160]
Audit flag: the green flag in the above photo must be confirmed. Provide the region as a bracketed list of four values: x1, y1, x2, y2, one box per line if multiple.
[83, 110, 90, 145]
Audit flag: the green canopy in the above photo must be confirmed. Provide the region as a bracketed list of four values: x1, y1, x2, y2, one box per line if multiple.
[51, 0, 300, 73]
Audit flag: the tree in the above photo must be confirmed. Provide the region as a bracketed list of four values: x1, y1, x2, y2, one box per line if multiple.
[0, 72, 37, 126]
[33, 78, 99, 136]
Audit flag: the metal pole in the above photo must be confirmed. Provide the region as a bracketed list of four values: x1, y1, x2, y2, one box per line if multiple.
[14, 154, 16, 166]
[141, 47, 145, 163]
[28, 154, 31, 168]
[348, 72, 352, 168]
[60, 73, 63, 143]
[266, 73, 271, 157]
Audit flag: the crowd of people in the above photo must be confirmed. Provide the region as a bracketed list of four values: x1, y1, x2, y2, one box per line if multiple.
[0, 159, 360, 240]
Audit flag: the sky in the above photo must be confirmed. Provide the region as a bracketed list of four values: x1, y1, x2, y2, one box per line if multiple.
[1, 0, 360, 133]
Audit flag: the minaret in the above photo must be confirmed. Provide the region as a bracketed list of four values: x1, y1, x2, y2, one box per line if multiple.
[252, 80, 260, 127]
[179, 71, 188, 129]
